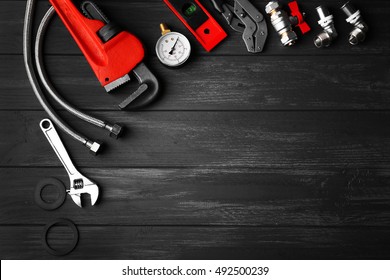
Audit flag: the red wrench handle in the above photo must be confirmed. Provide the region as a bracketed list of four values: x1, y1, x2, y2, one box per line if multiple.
[49, 0, 145, 87]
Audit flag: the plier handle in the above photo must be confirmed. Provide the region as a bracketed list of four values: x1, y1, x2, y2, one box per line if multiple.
[210, 0, 245, 32]
[210, 0, 268, 53]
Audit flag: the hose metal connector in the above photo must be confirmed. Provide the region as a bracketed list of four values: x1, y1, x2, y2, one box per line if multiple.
[86, 140, 103, 155]
[105, 123, 124, 139]
[341, 1, 368, 45]
[314, 6, 338, 48]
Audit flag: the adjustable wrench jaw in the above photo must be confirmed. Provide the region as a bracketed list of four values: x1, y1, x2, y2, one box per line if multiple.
[68, 175, 99, 208]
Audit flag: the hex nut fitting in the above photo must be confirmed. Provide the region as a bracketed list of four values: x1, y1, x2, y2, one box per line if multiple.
[314, 6, 338, 48]
[349, 27, 366, 45]
[265, 1, 279, 14]
[87, 141, 103, 155]
[314, 32, 332, 48]
[281, 31, 298, 46]
[109, 123, 124, 139]
[341, 1, 368, 45]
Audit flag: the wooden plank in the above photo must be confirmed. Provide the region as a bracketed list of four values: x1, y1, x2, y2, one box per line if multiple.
[1, 0, 389, 56]
[1, 55, 389, 111]
[1, 225, 390, 259]
[1, 167, 389, 226]
[1, 111, 389, 168]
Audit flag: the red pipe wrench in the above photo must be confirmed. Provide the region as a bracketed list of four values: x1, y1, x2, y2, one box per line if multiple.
[49, 0, 159, 110]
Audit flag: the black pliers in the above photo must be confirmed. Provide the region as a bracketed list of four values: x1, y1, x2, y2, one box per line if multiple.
[210, 0, 268, 53]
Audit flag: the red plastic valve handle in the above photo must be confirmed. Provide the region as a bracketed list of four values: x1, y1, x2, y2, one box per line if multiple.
[288, 1, 311, 34]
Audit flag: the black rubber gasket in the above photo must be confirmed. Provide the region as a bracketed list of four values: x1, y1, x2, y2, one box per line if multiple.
[35, 178, 66, 211]
[42, 218, 79, 256]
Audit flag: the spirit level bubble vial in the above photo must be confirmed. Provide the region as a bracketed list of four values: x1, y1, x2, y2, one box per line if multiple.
[163, 0, 227, 51]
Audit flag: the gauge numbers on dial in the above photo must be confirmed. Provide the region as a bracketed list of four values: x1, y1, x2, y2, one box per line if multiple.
[156, 32, 191, 67]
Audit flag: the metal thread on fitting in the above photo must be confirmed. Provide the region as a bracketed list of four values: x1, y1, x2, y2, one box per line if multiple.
[314, 6, 337, 48]
[265, 1, 297, 47]
[341, 1, 368, 45]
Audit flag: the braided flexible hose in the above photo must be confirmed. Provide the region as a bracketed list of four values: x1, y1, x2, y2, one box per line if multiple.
[35, 6, 123, 138]
[23, 0, 101, 153]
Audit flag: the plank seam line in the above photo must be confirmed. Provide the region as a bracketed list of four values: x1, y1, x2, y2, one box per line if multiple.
[0, 165, 387, 169]
[2, 109, 390, 113]
[1, 53, 390, 58]
[0, 165, 389, 170]
[1, 224, 390, 229]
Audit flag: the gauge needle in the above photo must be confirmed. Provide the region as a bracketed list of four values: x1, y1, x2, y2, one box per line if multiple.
[169, 37, 179, 55]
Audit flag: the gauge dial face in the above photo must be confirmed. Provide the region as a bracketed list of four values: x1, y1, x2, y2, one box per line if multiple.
[156, 32, 191, 67]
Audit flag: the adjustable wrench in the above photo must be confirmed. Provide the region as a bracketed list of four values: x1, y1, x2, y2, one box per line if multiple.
[40, 119, 99, 208]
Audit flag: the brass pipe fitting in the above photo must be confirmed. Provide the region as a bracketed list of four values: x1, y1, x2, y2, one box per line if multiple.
[341, 1, 368, 45]
[265, 1, 297, 46]
[314, 6, 338, 48]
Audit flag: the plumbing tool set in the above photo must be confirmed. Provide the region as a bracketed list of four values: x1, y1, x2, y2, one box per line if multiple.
[23, 0, 369, 256]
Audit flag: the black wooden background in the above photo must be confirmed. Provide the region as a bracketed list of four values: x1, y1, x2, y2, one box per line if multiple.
[0, 0, 390, 260]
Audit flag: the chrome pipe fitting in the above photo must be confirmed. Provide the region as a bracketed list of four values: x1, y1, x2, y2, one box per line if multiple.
[341, 1, 368, 45]
[314, 6, 337, 48]
[265, 1, 297, 46]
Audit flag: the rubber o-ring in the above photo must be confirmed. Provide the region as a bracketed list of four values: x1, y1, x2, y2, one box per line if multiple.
[35, 178, 66, 211]
[42, 219, 79, 256]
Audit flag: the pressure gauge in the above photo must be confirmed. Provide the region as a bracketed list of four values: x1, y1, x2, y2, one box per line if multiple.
[156, 23, 191, 67]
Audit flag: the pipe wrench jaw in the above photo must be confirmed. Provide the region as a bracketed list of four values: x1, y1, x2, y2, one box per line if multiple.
[118, 63, 160, 110]
[84, 1, 160, 109]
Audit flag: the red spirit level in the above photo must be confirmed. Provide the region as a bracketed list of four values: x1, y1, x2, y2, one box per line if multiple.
[163, 0, 227, 51]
